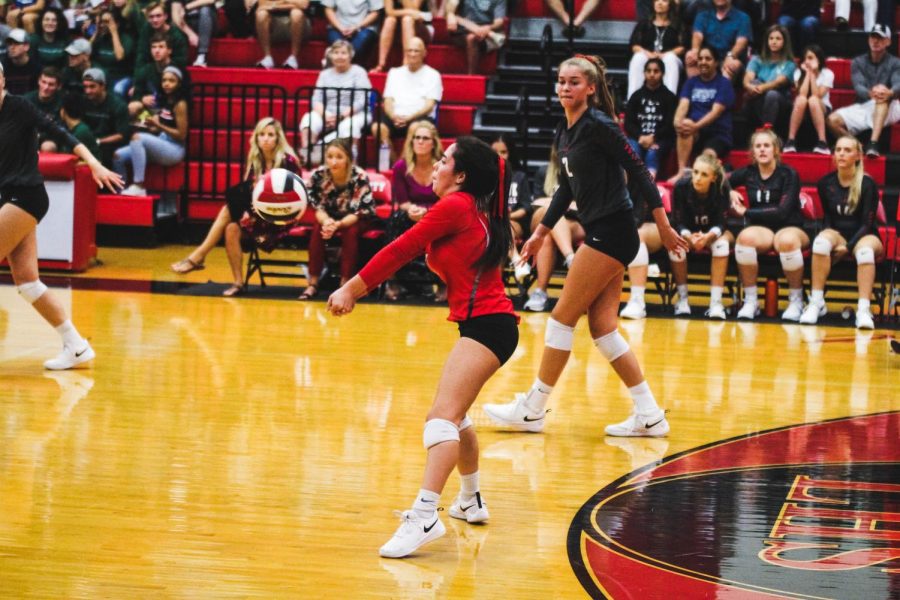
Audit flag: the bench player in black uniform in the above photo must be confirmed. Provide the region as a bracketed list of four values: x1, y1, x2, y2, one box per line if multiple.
[0, 63, 122, 370]
[484, 54, 688, 438]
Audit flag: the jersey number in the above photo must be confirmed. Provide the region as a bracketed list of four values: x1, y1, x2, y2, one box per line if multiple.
[562, 157, 574, 178]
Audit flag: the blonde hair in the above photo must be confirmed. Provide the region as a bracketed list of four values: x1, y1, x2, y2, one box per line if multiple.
[245, 117, 299, 180]
[557, 54, 617, 121]
[692, 152, 727, 193]
[748, 128, 782, 166]
[402, 120, 442, 175]
[835, 135, 865, 213]
[544, 146, 560, 197]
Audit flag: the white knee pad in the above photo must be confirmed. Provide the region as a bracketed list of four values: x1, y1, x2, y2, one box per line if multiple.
[668, 249, 686, 262]
[594, 330, 630, 362]
[423, 418, 460, 449]
[628, 242, 649, 268]
[17, 280, 48, 304]
[545, 317, 575, 351]
[734, 243, 758, 266]
[459, 414, 473, 431]
[812, 236, 833, 256]
[779, 248, 804, 272]
[854, 246, 875, 265]
[711, 237, 730, 257]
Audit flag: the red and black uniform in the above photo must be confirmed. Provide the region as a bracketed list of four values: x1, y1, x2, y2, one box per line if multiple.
[729, 163, 802, 230]
[359, 190, 519, 363]
[816, 171, 879, 250]
[670, 178, 731, 237]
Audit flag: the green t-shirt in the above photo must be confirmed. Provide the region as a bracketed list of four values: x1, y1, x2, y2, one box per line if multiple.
[135, 24, 188, 70]
[91, 32, 136, 83]
[83, 91, 129, 140]
[59, 121, 100, 157]
[23, 89, 62, 120]
[29, 33, 69, 70]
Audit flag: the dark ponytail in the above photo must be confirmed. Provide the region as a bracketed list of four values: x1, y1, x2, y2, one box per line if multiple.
[451, 136, 513, 270]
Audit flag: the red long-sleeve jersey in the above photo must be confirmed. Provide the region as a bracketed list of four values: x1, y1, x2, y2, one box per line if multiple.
[358, 191, 515, 322]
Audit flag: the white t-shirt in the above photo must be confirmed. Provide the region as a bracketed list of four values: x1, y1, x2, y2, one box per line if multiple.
[794, 67, 834, 110]
[383, 64, 443, 119]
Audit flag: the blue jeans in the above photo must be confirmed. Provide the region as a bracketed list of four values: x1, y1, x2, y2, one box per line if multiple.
[326, 27, 378, 61]
[777, 15, 819, 53]
[113, 132, 185, 184]
[627, 138, 668, 176]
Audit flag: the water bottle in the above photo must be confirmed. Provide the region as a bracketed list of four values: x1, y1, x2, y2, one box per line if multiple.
[378, 143, 391, 173]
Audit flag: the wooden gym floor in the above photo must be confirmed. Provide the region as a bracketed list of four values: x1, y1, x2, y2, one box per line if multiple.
[0, 245, 897, 599]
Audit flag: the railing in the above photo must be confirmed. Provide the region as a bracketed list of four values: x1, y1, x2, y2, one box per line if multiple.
[540, 23, 554, 114]
[565, 0, 575, 53]
[515, 86, 529, 172]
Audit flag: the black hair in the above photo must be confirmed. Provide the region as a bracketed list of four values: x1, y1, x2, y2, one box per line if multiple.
[797, 44, 826, 88]
[35, 7, 70, 39]
[40, 66, 61, 81]
[699, 44, 720, 63]
[490, 133, 522, 170]
[645, 57, 665, 74]
[452, 136, 513, 270]
[62, 93, 85, 120]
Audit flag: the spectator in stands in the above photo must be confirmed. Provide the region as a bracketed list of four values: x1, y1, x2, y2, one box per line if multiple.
[29, 8, 69, 70]
[112, 0, 145, 36]
[666, 153, 732, 318]
[135, 1, 188, 71]
[491, 133, 533, 279]
[298, 39, 372, 164]
[91, 8, 136, 97]
[1, 28, 38, 94]
[254, 0, 308, 70]
[784, 44, 833, 155]
[800, 135, 882, 329]
[371, 0, 435, 74]
[5, 0, 43, 33]
[446, 0, 505, 75]
[54, 92, 100, 156]
[26, 66, 62, 150]
[627, 0, 684, 98]
[129, 32, 181, 116]
[625, 57, 676, 181]
[114, 64, 187, 195]
[776, 0, 819, 53]
[171, 118, 301, 295]
[672, 46, 734, 183]
[543, 0, 601, 38]
[300, 137, 376, 300]
[728, 128, 806, 321]
[834, 0, 876, 32]
[322, 0, 382, 63]
[372, 37, 442, 151]
[81, 67, 130, 165]
[686, 0, 750, 80]
[170, 0, 215, 67]
[827, 24, 900, 159]
[60, 37, 92, 95]
[383, 119, 441, 300]
[0, 23, 10, 63]
[742, 24, 795, 131]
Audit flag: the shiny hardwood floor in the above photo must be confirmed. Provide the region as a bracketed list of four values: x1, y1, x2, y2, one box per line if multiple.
[0, 246, 898, 598]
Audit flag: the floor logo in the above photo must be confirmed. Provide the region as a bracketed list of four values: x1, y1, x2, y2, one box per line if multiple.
[568, 412, 900, 598]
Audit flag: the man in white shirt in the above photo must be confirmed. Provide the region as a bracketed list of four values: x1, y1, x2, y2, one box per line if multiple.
[372, 36, 443, 146]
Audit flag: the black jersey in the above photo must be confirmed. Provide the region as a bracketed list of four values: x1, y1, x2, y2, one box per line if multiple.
[508, 170, 533, 215]
[817, 171, 879, 250]
[729, 163, 802, 228]
[542, 108, 662, 230]
[671, 177, 731, 235]
[0, 94, 81, 188]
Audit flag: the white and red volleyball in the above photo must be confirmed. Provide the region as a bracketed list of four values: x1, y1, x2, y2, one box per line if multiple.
[252, 168, 309, 225]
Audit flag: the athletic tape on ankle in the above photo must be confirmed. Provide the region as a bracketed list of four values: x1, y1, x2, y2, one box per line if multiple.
[734, 244, 757, 266]
[594, 330, 629, 362]
[628, 242, 649, 267]
[545, 317, 575, 351]
[711, 237, 730, 257]
[459, 415, 473, 431]
[812, 236, 833, 256]
[17, 280, 48, 304]
[854, 246, 875, 265]
[423, 418, 460, 449]
[668, 249, 686, 262]
[779, 249, 804, 272]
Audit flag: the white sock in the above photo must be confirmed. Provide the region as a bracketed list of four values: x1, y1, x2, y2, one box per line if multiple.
[628, 381, 660, 415]
[811, 289, 825, 305]
[858, 298, 870, 313]
[55, 320, 85, 349]
[710, 286, 723, 304]
[564, 253, 575, 268]
[459, 472, 479, 501]
[412, 488, 440, 519]
[523, 378, 552, 413]
[743, 286, 758, 304]
[788, 288, 803, 303]
[677, 284, 689, 301]
[630, 286, 646, 303]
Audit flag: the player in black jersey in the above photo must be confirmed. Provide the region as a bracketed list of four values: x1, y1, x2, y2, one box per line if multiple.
[799, 136, 883, 329]
[484, 54, 688, 438]
[668, 153, 733, 318]
[0, 63, 122, 370]
[728, 128, 806, 321]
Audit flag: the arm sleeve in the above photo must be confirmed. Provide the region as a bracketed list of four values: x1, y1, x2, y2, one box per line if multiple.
[671, 182, 688, 233]
[540, 155, 573, 229]
[352, 68, 372, 114]
[114, 101, 131, 138]
[30, 101, 81, 149]
[357, 195, 464, 289]
[891, 59, 900, 96]
[711, 183, 730, 232]
[846, 178, 878, 250]
[350, 170, 375, 218]
[598, 117, 662, 211]
[628, 21, 644, 47]
[851, 57, 870, 101]
[817, 178, 832, 231]
[729, 166, 747, 189]
[745, 167, 800, 225]
[655, 92, 676, 143]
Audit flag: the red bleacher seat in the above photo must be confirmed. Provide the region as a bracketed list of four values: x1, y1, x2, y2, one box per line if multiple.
[96, 194, 157, 227]
[513, 0, 634, 20]
[729, 151, 886, 186]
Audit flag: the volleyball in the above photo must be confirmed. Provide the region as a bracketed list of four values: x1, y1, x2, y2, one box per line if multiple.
[252, 168, 309, 225]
